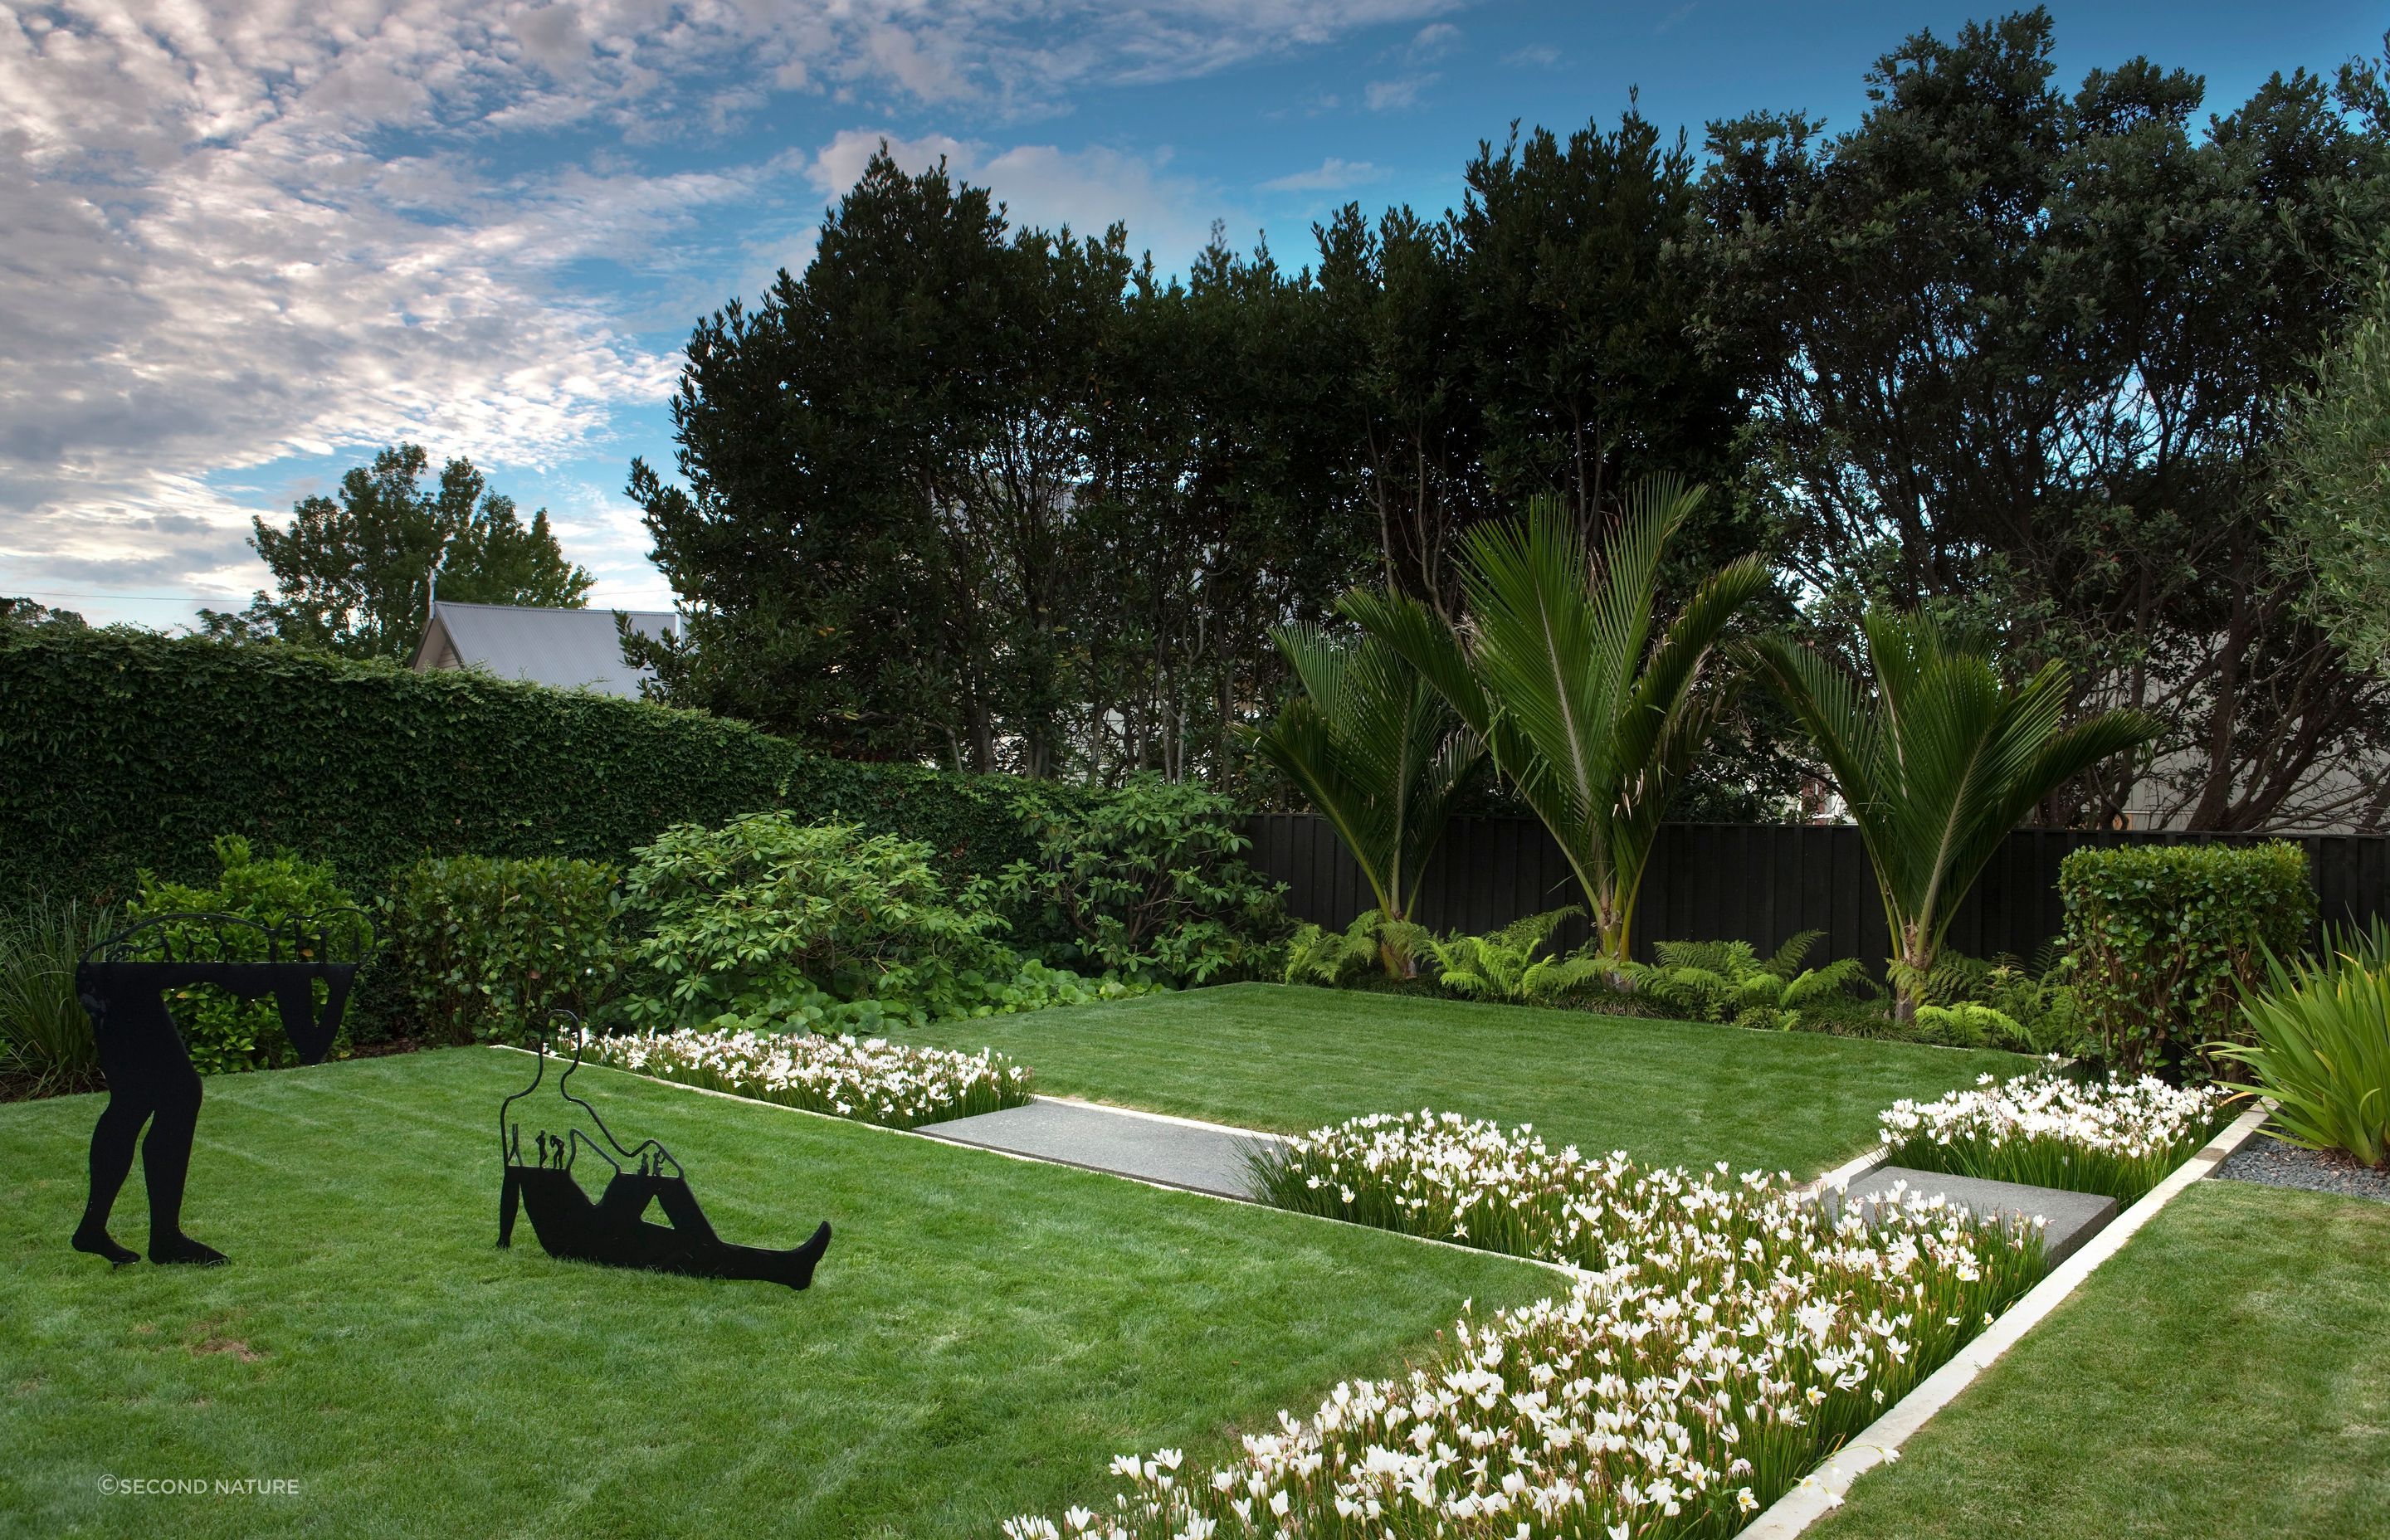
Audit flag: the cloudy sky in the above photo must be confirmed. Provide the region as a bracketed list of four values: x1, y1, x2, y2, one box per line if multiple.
[4, 1, 2381, 629]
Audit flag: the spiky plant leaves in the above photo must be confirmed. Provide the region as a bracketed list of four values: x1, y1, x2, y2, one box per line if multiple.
[1247, 625, 1487, 976]
[1347, 476, 1769, 967]
[1754, 609, 2159, 1022]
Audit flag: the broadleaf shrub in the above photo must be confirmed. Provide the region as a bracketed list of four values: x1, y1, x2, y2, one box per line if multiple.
[382, 855, 619, 1044]
[617, 814, 1129, 1032]
[2060, 841, 2314, 1079]
[129, 836, 369, 1075]
[996, 776, 1289, 987]
[0, 626, 1076, 911]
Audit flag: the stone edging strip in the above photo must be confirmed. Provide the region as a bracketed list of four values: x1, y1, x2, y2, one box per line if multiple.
[1738, 1099, 2276, 1538]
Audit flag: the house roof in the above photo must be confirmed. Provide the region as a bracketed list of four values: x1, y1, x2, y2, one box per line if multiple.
[410, 601, 679, 699]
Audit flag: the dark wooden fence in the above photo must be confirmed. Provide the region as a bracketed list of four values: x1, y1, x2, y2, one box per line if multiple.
[1243, 815, 2390, 973]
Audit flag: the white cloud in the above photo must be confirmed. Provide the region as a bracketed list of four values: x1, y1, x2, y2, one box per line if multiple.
[1258, 156, 1388, 192]
[1408, 22, 1462, 60]
[1502, 43, 1561, 68]
[809, 129, 1232, 263]
[1365, 74, 1438, 111]
[0, 0, 1458, 618]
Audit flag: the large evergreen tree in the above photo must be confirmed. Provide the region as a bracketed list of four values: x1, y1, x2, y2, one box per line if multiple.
[1697, 10, 2390, 829]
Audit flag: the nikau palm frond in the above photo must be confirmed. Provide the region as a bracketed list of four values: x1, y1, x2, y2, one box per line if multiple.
[1246, 624, 1486, 975]
[1347, 475, 1769, 967]
[1755, 609, 2161, 1022]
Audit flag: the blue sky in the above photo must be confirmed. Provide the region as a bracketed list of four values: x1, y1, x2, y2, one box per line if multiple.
[5, 0, 2383, 629]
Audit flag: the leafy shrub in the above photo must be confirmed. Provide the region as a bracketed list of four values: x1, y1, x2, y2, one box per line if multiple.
[2217, 922, 2390, 1167]
[0, 895, 112, 1097]
[1632, 931, 1872, 1027]
[1424, 908, 1600, 1004]
[130, 836, 368, 1075]
[617, 813, 1117, 1033]
[1283, 911, 1434, 988]
[2060, 842, 2314, 1078]
[996, 776, 1289, 987]
[383, 855, 619, 1045]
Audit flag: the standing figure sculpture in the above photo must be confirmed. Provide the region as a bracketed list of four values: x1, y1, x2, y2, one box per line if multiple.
[71, 911, 371, 1267]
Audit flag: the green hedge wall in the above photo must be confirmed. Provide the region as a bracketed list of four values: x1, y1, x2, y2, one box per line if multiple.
[0, 627, 1075, 912]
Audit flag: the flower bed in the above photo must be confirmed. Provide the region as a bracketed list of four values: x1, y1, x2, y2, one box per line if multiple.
[586, 1026, 1032, 1129]
[1878, 1071, 2227, 1204]
[1008, 1111, 2042, 1538]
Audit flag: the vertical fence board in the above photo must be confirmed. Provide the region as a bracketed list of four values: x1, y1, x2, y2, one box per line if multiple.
[1250, 816, 2390, 974]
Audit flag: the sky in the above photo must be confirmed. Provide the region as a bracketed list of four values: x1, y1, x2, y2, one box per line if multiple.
[4, 1, 2384, 631]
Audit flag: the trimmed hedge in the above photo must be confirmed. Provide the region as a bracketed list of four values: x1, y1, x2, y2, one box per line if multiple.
[0, 627, 1078, 913]
[2059, 841, 2315, 1079]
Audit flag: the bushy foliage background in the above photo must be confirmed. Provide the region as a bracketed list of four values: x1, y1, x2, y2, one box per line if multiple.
[0, 626, 1078, 914]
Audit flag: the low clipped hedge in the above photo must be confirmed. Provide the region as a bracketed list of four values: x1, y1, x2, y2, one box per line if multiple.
[2059, 841, 2314, 1079]
[0, 626, 1079, 913]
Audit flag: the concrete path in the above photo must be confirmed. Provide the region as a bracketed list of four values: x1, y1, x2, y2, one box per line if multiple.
[1837, 1164, 2120, 1268]
[916, 1097, 1281, 1201]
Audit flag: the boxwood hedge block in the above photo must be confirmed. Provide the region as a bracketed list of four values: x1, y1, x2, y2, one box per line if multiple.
[2058, 841, 2314, 1078]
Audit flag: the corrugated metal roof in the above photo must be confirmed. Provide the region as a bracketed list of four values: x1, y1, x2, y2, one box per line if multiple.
[412, 601, 679, 698]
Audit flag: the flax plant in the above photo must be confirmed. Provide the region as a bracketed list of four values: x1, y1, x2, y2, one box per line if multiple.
[0, 895, 109, 1098]
[2217, 926, 2390, 1168]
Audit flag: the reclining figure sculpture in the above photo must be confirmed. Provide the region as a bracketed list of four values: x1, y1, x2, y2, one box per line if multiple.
[498, 1016, 832, 1292]
[71, 910, 371, 1268]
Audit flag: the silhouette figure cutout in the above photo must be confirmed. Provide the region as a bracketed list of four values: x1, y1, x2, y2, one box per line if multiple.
[498, 1017, 831, 1292]
[71, 911, 371, 1269]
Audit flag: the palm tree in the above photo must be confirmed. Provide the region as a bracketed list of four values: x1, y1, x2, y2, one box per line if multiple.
[1753, 609, 2161, 1023]
[1246, 624, 1487, 975]
[1344, 476, 1770, 972]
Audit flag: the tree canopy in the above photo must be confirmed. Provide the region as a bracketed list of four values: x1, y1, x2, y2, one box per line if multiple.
[203, 445, 593, 662]
[632, 11, 2390, 831]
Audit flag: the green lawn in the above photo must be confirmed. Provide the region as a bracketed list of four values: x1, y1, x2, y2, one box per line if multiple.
[1817, 1180, 2390, 1539]
[0, 1049, 1549, 1539]
[907, 983, 2027, 1177]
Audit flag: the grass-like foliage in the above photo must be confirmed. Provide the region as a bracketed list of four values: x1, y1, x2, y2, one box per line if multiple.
[1021, 1110, 2041, 1538]
[1879, 1071, 2227, 1203]
[2217, 924, 2390, 1168]
[588, 1025, 1035, 1128]
[0, 894, 110, 1097]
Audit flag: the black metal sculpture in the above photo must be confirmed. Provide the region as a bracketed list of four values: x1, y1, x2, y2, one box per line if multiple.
[71, 909, 373, 1268]
[497, 1016, 831, 1291]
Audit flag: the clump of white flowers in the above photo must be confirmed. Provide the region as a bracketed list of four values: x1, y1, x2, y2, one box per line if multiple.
[1010, 1112, 2041, 1539]
[1879, 1070, 2227, 1203]
[588, 1026, 1032, 1129]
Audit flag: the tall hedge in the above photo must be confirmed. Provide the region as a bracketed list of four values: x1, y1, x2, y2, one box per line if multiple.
[0, 627, 1075, 911]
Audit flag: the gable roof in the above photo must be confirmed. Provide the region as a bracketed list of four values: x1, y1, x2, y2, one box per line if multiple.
[411, 601, 679, 699]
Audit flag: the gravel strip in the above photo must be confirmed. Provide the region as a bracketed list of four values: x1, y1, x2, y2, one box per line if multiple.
[2216, 1134, 2390, 1205]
